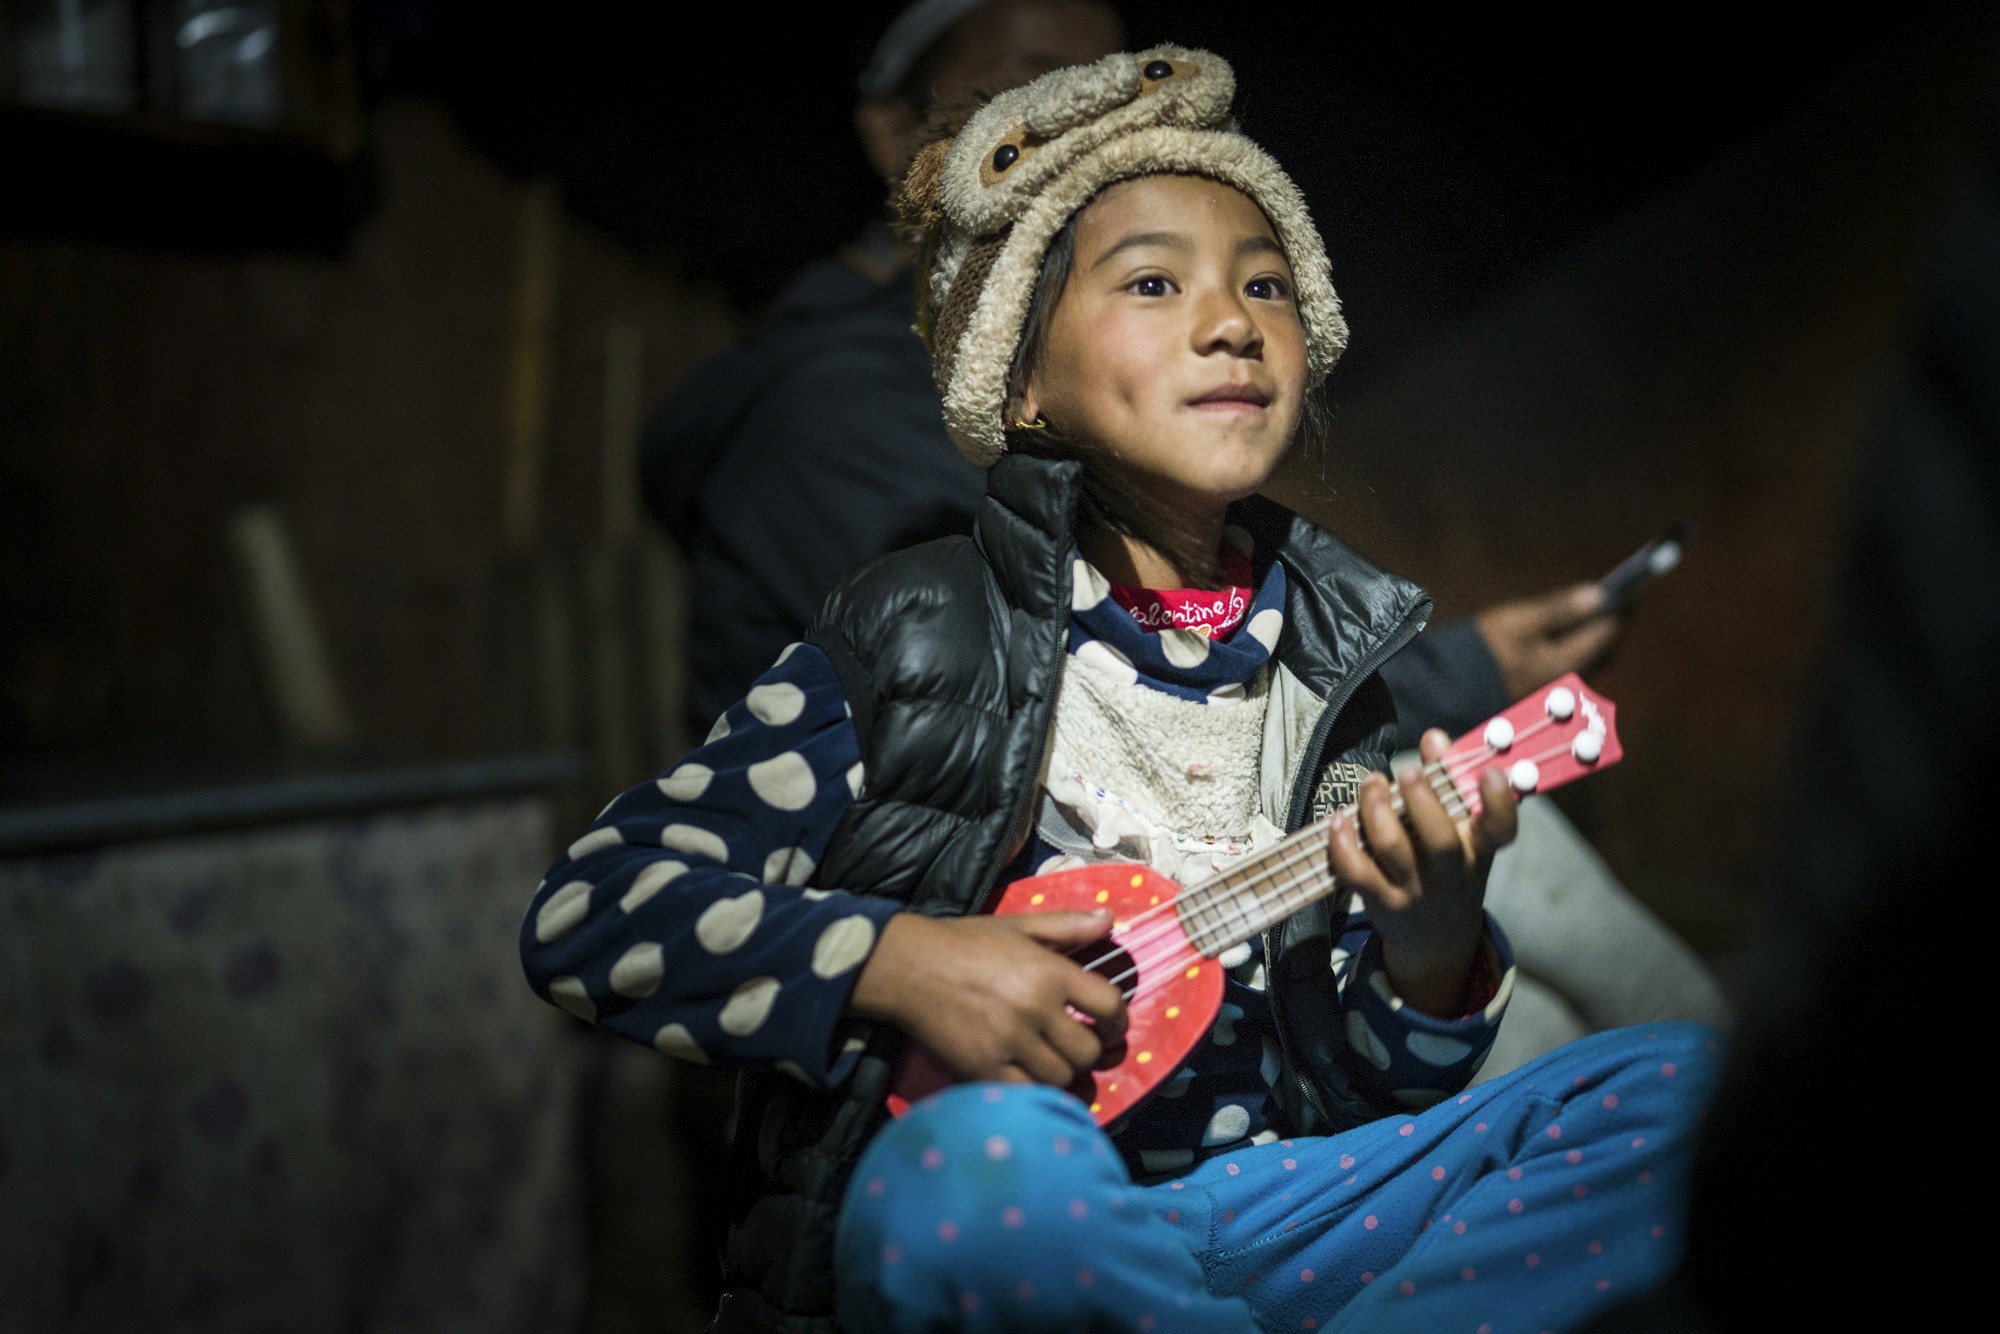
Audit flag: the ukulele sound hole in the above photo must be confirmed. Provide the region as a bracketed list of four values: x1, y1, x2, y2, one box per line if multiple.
[1065, 939, 1135, 1072]
[1070, 938, 1140, 1001]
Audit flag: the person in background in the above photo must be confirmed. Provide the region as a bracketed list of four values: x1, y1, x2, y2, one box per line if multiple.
[639, 0, 1622, 752]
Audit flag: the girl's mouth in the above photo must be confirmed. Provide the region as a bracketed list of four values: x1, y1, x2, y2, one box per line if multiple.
[1187, 383, 1273, 412]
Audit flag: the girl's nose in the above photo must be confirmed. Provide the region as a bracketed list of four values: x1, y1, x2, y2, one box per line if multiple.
[1193, 290, 1262, 357]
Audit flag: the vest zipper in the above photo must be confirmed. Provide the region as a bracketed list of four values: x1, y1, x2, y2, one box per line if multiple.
[1281, 597, 1431, 834]
[1267, 594, 1431, 1131]
[974, 620, 1071, 906]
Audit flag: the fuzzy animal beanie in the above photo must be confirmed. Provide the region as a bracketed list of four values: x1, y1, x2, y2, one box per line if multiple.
[899, 45, 1347, 466]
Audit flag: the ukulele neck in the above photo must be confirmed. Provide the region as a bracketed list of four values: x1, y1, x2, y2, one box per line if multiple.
[1166, 674, 1618, 958]
[1175, 759, 1475, 958]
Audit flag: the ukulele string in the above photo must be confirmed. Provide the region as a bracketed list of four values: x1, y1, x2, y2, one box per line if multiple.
[1124, 731, 1581, 993]
[1078, 757, 1468, 988]
[1096, 815, 1357, 1000]
[1091, 753, 1474, 980]
[1093, 735, 1580, 1003]
[1077, 702, 1583, 971]
[1066, 727, 1522, 976]
[1069, 696, 1594, 980]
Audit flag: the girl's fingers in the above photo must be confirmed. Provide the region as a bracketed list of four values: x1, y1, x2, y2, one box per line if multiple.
[1476, 765, 1519, 850]
[1012, 909, 1113, 948]
[1017, 1036, 1078, 1088]
[1398, 760, 1460, 861]
[1044, 1013, 1105, 1074]
[1325, 808, 1391, 899]
[1419, 727, 1453, 764]
[1065, 966, 1128, 1039]
[1358, 774, 1418, 885]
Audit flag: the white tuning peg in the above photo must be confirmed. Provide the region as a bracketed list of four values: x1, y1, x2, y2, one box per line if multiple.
[1483, 717, 1515, 751]
[1545, 687, 1576, 721]
[1508, 760, 1540, 793]
[1571, 731, 1603, 764]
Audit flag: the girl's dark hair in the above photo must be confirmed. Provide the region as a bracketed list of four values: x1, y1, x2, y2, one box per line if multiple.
[1002, 206, 1334, 590]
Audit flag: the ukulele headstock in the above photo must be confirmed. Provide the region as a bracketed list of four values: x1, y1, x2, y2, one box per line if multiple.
[1437, 673, 1622, 814]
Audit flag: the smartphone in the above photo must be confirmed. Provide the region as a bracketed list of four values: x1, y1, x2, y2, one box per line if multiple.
[1598, 521, 1692, 614]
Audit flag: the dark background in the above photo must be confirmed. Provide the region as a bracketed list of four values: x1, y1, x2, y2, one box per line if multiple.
[417, 2, 1891, 361]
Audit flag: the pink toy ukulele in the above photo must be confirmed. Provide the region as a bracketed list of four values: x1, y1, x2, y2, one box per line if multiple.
[885, 673, 1623, 1127]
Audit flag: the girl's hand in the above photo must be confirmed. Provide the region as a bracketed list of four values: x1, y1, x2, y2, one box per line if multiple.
[1326, 728, 1519, 1017]
[849, 910, 1129, 1088]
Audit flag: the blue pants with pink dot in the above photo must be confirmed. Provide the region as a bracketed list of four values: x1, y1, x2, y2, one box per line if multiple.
[835, 1023, 1719, 1333]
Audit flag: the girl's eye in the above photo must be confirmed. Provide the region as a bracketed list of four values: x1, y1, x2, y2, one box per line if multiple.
[1129, 276, 1173, 297]
[1246, 277, 1290, 301]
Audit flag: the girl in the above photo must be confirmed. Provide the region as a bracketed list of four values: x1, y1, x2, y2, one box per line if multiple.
[522, 47, 1715, 1334]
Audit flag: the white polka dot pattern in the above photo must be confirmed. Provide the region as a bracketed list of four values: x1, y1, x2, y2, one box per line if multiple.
[550, 975, 595, 1022]
[695, 889, 765, 955]
[747, 752, 816, 811]
[653, 1022, 708, 1064]
[1406, 1031, 1474, 1066]
[610, 941, 665, 997]
[747, 681, 806, 726]
[1333, 929, 1513, 1114]
[719, 976, 781, 1036]
[809, 915, 877, 979]
[1346, 1009, 1393, 1070]
[1259, 1036, 1283, 1086]
[518, 642, 903, 1086]
[1245, 607, 1285, 651]
[1064, 546, 1285, 707]
[620, 859, 688, 913]
[705, 713, 731, 743]
[535, 880, 593, 942]
[1159, 628, 1211, 668]
[567, 827, 623, 861]
[1074, 639, 1138, 685]
[658, 763, 713, 801]
[662, 823, 729, 864]
[1483, 966, 1516, 1023]
[1366, 968, 1406, 1012]
[1072, 560, 1110, 610]
[1202, 1103, 1251, 1145]
[762, 846, 816, 886]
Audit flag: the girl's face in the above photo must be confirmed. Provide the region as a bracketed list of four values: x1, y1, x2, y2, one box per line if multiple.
[1018, 174, 1309, 515]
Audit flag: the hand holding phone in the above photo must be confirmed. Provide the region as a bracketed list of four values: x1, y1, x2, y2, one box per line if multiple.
[1598, 521, 1693, 614]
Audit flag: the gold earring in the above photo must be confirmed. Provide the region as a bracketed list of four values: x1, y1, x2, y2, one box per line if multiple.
[1010, 414, 1049, 431]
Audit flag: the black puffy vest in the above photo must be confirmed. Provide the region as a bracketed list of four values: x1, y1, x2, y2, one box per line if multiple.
[713, 454, 1431, 1333]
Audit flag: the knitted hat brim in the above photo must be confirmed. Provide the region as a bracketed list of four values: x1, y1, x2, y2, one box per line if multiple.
[939, 126, 1348, 467]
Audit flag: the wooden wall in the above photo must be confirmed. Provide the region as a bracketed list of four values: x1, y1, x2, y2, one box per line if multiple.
[0, 98, 734, 766]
